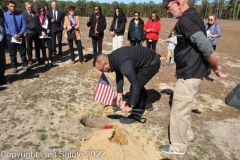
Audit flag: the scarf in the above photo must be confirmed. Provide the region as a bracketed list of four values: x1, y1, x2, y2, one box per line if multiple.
[70, 16, 76, 27]
[39, 15, 46, 25]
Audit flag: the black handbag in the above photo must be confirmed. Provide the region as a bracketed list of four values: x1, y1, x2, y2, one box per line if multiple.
[67, 30, 75, 40]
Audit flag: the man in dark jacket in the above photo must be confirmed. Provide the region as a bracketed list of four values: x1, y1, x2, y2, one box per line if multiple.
[22, 2, 40, 64]
[159, 0, 228, 155]
[93, 46, 160, 124]
[87, 6, 106, 57]
[47, 1, 64, 55]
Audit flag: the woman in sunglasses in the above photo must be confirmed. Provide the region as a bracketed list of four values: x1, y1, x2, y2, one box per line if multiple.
[34, 5, 53, 66]
[205, 14, 222, 51]
[127, 12, 145, 46]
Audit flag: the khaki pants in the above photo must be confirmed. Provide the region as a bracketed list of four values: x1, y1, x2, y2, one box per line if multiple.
[170, 78, 203, 153]
[166, 49, 174, 63]
[112, 35, 123, 51]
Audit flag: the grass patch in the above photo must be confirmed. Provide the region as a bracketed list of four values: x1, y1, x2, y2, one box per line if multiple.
[17, 131, 30, 139]
[37, 129, 47, 133]
[49, 141, 65, 149]
[40, 134, 47, 141]
[32, 143, 41, 151]
[50, 122, 54, 125]
[51, 133, 59, 139]
[8, 135, 15, 139]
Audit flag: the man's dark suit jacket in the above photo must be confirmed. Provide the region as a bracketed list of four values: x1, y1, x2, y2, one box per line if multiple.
[0, 9, 6, 47]
[47, 9, 64, 33]
[22, 10, 37, 33]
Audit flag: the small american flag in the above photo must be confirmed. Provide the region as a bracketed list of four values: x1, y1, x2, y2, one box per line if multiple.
[94, 73, 115, 105]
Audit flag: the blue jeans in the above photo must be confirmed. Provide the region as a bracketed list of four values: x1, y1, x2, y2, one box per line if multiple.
[7, 35, 28, 68]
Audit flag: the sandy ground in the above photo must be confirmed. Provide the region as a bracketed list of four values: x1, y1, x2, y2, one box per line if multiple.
[0, 17, 239, 160]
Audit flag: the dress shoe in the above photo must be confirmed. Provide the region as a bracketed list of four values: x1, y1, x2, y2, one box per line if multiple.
[23, 67, 31, 72]
[12, 68, 17, 73]
[58, 52, 63, 55]
[80, 61, 86, 64]
[0, 81, 11, 85]
[49, 63, 53, 67]
[119, 114, 140, 124]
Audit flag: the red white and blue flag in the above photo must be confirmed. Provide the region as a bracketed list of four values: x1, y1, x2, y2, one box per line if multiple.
[94, 73, 115, 105]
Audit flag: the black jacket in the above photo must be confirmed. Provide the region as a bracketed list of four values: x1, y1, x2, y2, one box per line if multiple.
[108, 46, 159, 105]
[109, 18, 126, 36]
[0, 9, 6, 48]
[87, 14, 106, 38]
[22, 10, 37, 33]
[47, 9, 64, 33]
[34, 15, 52, 36]
[127, 18, 145, 41]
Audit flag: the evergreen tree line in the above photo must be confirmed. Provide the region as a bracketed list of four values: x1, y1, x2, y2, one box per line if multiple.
[0, 0, 239, 20]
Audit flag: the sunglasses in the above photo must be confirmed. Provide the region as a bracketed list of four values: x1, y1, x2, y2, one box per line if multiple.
[208, 19, 214, 21]
[94, 8, 98, 10]
[134, 15, 139, 17]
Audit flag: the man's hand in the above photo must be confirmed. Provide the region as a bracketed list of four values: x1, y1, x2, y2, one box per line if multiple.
[116, 93, 123, 106]
[215, 66, 228, 78]
[46, 29, 50, 34]
[14, 34, 19, 39]
[51, 19, 55, 23]
[110, 31, 115, 36]
[122, 105, 132, 113]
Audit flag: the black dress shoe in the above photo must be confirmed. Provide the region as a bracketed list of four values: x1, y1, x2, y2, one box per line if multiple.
[119, 115, 136, 124]
[49, 63, 53, 66]
[0, 81, 11, 85]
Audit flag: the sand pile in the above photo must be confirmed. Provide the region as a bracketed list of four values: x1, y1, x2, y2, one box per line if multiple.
[76, 128, 162, 160]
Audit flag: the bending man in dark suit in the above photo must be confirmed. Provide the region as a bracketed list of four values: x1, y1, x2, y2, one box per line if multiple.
[47, 1, 64, 55]
[93, 46, 160, 124]
[22, 2, 40, 65]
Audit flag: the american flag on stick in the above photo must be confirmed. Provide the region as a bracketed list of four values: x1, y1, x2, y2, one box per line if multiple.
[94, 73, 115, 105]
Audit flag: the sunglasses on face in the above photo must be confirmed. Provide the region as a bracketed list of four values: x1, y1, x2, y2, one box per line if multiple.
[94, 8, 98, 10]
[134, 15, 139, 17]
[208, 19, 214, 21]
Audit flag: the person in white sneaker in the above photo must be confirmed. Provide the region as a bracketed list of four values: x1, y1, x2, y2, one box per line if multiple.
[159, 0, 228, 155]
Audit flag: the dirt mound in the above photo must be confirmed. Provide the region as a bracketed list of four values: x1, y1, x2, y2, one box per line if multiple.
[76, 128, 162, 160]
[109, 128, 128, 146]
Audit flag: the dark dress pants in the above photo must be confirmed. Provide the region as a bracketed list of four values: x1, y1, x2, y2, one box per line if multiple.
[130, 59, 160, 117]
[68, 39, 84, 62]
[40, 38, 52, 61]
[0, 42, 6, 83]
[92, 36, 103, 56]
[26, 32, 40, 62]
[7, 35, 28, 68]
[146, 40, 158, 51]
[51, 31, 62, 54]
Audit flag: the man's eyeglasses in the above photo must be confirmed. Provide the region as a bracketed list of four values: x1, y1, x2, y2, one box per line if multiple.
[166, 1, 175, 10]
[208, 19, 214, 21]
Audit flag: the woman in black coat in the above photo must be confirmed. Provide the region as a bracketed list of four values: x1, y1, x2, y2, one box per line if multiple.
[34, 5, 53, 66]
[128, 12, 145, 46]
[87, 6, 106, 57]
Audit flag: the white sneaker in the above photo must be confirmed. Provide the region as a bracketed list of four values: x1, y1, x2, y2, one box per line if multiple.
[159, 145, 186, 155]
